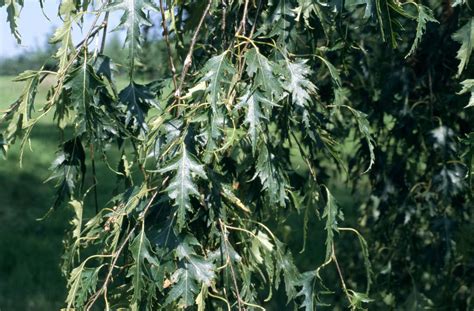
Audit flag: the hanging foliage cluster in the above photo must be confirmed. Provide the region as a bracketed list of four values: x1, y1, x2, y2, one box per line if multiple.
[1, 0, 472, 309]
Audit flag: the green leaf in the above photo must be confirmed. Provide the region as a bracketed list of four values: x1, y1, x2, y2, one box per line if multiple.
[374, 0, 407, 48]
[295, 271, 316, 311]
[255, 145, 288, 206]
[267, 0, 295, 44]
[294, 0, 317, 27]
[49, 0, 76, 74]
[345, 0, 373, 18]
[245, 48, 283, 96]
[105, 0, 158, 76]
[458, 79, 474, 108]
[0, 134, 6, 158]
[348, 290, 375, 308]
[284, 59, 317, 107]
[452, 18, 474, 76]
[317, 55, 342, 87]
[406, 4, 438, 58]
[200, 51, 236, 113]
[195, 284, 207, 311]
[2, 72, 39, 146]
[69, 200, 83, 258]
[159, 144, 207, 230]
[118, 82, 158, 137]
[63, 60, 105, 133]
[355, 231, 372, 292]
[2, 0, 21, 43]
[250, 231, 274, 264]
[351, 108, 376, 173]
[66, 264, 100, 309]
[176, 235, 215, 286]
[236, 90, 275, 153]
[127, 226, 158, 306]
[274, 240, 300, 301]
[46, 138, 86, 209]
[164, 268, 199, 308]
[322, 186, 343, 261]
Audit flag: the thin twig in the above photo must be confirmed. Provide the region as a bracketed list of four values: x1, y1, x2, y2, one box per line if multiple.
[84, 227, 136, 310]
[221, 0, 227, 48]
[219, 219, 244, 310]
[175, 0, 212, 99]
[235, 0, 250, 36]
[99, 11, 110, 54]
[87, 6, 110, 214]
[331, 243, 352, 304]
[89, 143, 99, 214]
[38, 23, 105, 85]
[85, 191, 158, 311]
[248, 0, 262, 39]
[159, 0, 178, 90]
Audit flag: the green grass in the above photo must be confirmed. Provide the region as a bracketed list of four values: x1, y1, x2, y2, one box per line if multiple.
[0, 76, 66, 310]
[0, 76, 24, 104]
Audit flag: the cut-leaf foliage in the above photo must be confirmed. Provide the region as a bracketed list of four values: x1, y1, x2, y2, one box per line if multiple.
[284, 59, 317, 107]
[158, 144, 207, 230]
[406, 4, 438, 57]
[236, 90, 275, 153]
[46, 138, 86, 209]
[452, 18, 474, 76]
[200, 51, 235, 113]
[458, 79, 474, 108]
[105, 0, 158, 74]
[118, 82, 159, 137]
[322, 187, 343, 261]
[245, 48, 283, 96]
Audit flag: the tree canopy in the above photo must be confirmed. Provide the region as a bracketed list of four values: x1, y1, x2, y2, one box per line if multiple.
[1, 0, 473, 310]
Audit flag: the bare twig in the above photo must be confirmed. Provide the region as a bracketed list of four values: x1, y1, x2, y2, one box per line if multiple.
[175, 0, 212, 99]
[221, 0, 227, 41]
[89, 143, 99, 214]
[235, 0, 250, 36]
[99, 11, 110, 54]
[219, 219, 244, 310]
[248, 0, 262, 39]
[159, 0, 178, 90]
[331, 243, 352, 304]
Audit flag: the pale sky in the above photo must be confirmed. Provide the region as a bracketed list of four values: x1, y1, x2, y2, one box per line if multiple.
[0, 1, 123, 58]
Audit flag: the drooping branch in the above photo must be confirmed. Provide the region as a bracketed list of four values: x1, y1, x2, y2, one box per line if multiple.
[175, 0, 212, 99]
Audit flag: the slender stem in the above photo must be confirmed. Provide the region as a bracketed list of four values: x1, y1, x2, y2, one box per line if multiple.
[99, 11, 110, 54]
[219, 219, 244, 310]
[159, 0, 178, 90]
[175, 0, 212, 99]
[85, 191, 158, 311]
[331, 243, 352, 305]
[89, 143, 99, 214]
[235, 0, 250, 36]
[221, 0, 227, 48]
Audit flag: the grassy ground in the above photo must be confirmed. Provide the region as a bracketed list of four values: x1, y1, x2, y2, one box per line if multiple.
[0, 76, 67, 309]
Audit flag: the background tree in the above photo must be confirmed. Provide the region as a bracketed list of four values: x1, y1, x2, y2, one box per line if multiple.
[1, 0, 472, 310]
